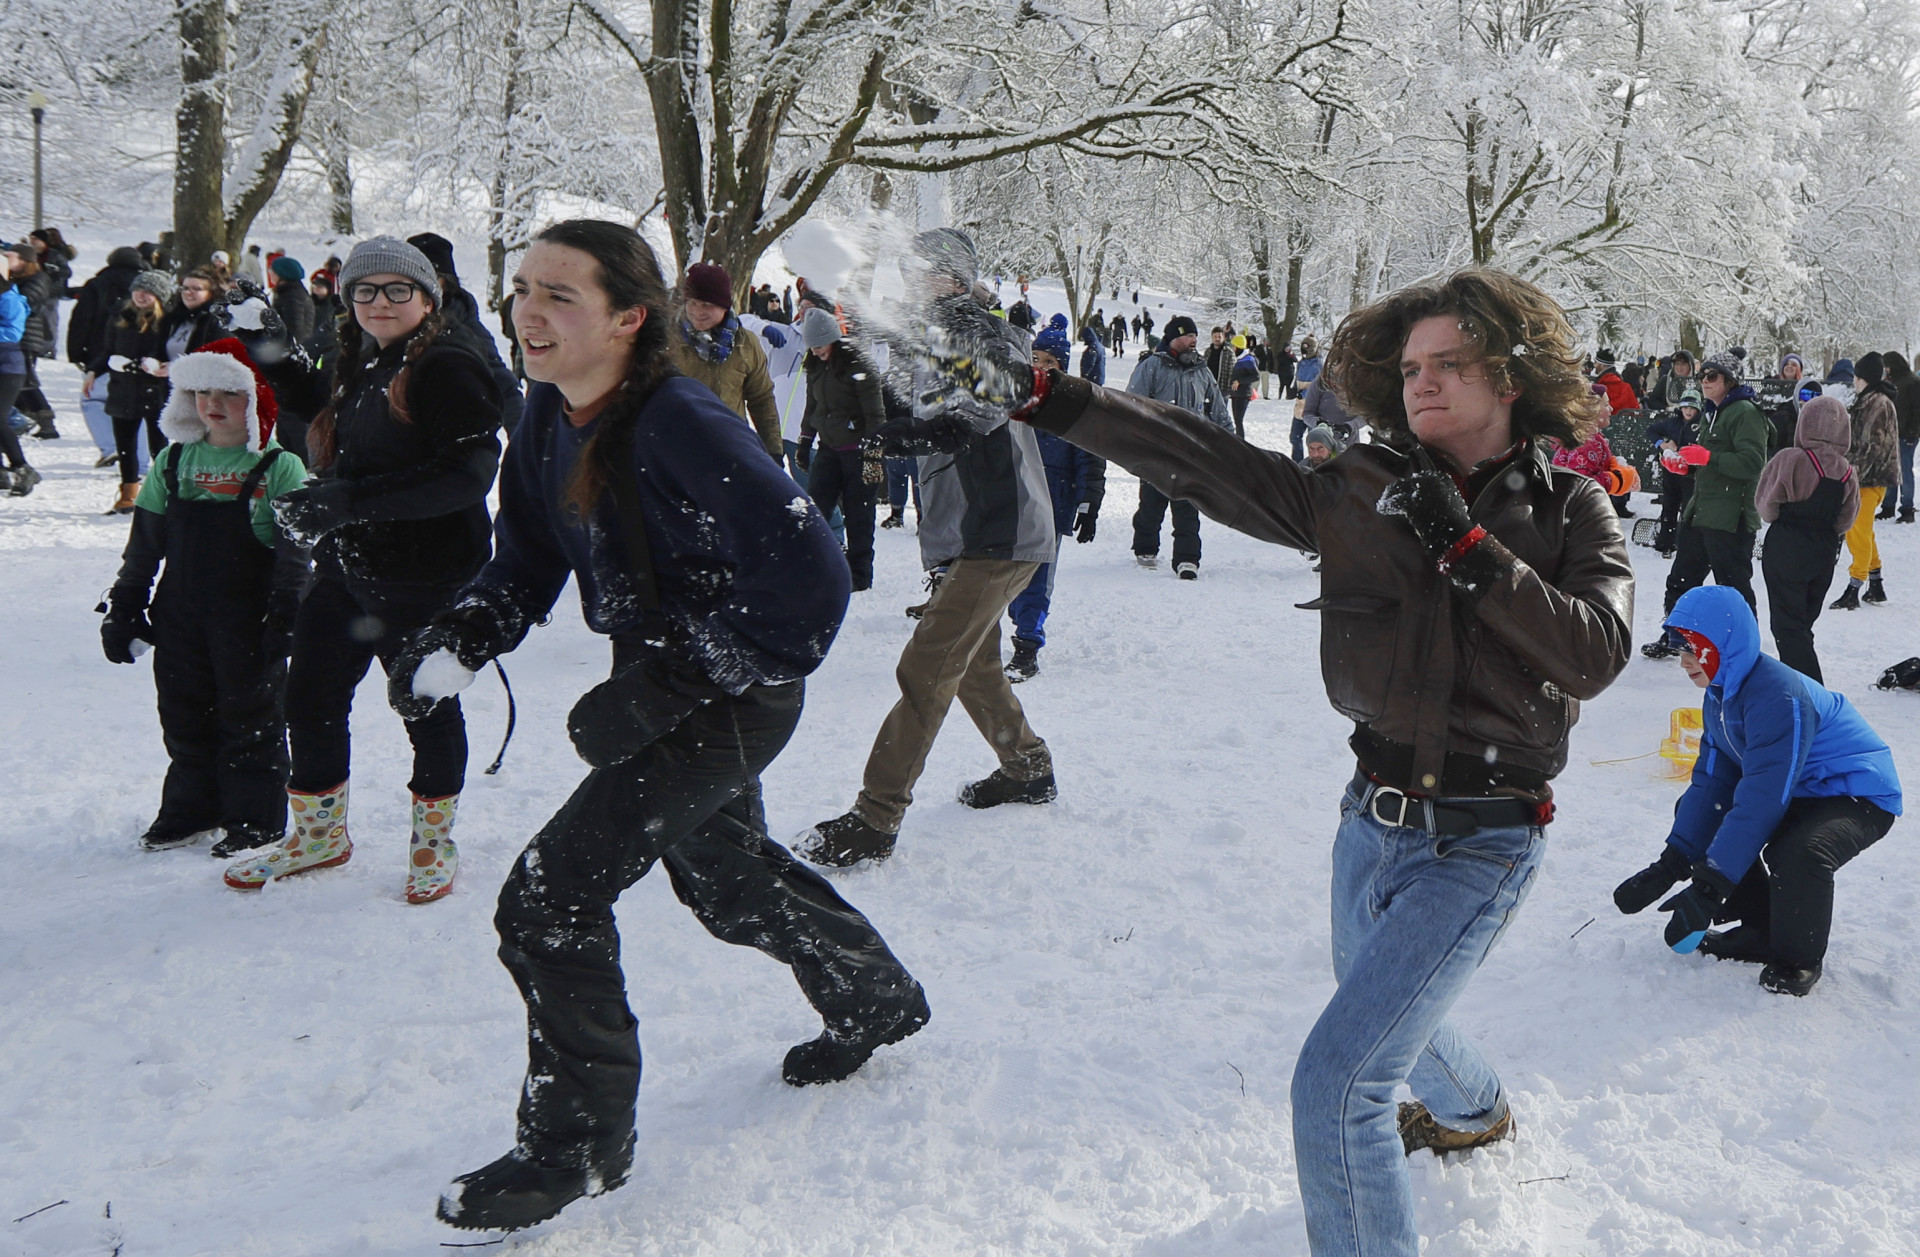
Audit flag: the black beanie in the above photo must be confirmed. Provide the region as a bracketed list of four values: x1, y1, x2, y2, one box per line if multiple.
[1162, 315, 1198, 343]
[1856, 351, 1886, 386]
[406, 232, 458, 279]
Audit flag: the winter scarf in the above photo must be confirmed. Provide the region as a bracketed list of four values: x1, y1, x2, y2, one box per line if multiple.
[682, 314, 737, 365]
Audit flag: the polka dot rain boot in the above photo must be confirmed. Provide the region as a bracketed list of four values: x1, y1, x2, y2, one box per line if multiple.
[404, 793, 459, 905]
[225, 782, 353, 889]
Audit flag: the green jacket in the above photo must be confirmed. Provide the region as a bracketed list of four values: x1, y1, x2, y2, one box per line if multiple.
[1681, 394, 1769, 532]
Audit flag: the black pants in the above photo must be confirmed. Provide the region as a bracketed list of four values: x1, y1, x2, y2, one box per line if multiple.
[1133, 481, 1201, 566]
[0, 371, 27, 468]
[285, 576, 467, 797]
[1762, 524, 1840, 683]
[494, 678, 920, 1166]
[1719, 796, 1895, 967]
[1653, 473, 1694, 551]
[114, 411, 166, 485]
[150, 595, 288, 835]
[1663, 522, 1754, 624]
[1230, 396, 1250, 440]
[807, 448, 876, 589]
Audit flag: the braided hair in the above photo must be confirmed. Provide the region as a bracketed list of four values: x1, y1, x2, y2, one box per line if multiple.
[306, 300, 449, 470]
[534, 219, 677, 522]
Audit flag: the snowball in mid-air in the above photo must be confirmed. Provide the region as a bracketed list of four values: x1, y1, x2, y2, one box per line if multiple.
[412, 648, 476, 700]
[782, 221, 862, 293]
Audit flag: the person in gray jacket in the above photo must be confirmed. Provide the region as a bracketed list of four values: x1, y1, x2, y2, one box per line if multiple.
[797, 227, 1058, 868]
[1127, 315, 1230, 577]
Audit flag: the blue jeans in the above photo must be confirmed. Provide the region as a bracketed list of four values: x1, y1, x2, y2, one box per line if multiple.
[1290, 416, 1309, 461]
[1291, 785, 1545, 1257]
[886, 457, 919, 512]
[84, 374, 142, 466]
[1900, 438, 1916, 512]
[1008, 533, 1063, 645]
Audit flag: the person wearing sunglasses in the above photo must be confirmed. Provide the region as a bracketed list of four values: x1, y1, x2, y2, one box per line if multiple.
[219, 237, 505, 906]
[1643, 351, 1769, 659]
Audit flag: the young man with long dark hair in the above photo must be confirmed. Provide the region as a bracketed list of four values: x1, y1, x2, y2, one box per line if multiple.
[935, 268, 1633, 1257]
[386, 220, 927, 1233]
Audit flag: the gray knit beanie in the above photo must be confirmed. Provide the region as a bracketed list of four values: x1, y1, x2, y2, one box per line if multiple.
[1701, 350, 1744, 383]
[338, 236, 441, 307]
[911, 227, 979, 288]
[131, 270, 177, 304]
[801, 306, 842, 349]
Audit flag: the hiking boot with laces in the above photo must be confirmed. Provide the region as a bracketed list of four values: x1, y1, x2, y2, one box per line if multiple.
[957, 768, 1057, 809]
[1004, 637, 1040, 683]
[1864, 572, 1888, 604]
[1397, 1100, 1515, 1157]
[1831, 585, 1861, 611]
[795, 812, 897, 867]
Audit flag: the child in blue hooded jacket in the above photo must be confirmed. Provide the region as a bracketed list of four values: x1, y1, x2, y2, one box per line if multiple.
[1613, 585, 1900, 995]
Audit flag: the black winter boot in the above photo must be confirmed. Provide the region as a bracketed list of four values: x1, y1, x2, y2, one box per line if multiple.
[1864, 571, 1887, 604]
[880, 506, 905, 529]
[139, 822, 206, 852]
[1697, 923, 1775, 964]
[437, 1139, 632, 1232]
[1760, 961, 1822, 996]
[783, 982, 931, 1086]
[1831, 584, 1861, 611]
[795, 812, 897, 867]
[1641, 637, 1681, 660]
[1877, 497, 1897, 520]
[1900, 506, 1916, 524]
[957, 768, 1057, 808]
[1003, 638, 1040, 683]
[210, 823, 284, 859]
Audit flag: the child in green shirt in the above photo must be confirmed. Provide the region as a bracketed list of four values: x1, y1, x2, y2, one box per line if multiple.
[100, 338, 310, 855]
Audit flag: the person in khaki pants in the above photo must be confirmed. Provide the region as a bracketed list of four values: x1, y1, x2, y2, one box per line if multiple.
[797, 228, 1060, 868]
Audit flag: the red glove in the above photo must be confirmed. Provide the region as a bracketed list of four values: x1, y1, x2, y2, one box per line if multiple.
[1680, 444, 1711, 466]
[1660, 449, 1691, 476]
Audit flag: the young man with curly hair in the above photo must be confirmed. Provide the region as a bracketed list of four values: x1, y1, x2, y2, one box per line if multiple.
[971, 269, 1635, 1257]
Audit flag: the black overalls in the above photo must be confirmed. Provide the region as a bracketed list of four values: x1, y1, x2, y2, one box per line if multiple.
[1762, 463, 1847, 683]
[149, 447, 291, 836]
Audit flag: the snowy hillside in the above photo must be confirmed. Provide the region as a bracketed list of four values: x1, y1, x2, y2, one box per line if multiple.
[2, 377, 1918, 1256]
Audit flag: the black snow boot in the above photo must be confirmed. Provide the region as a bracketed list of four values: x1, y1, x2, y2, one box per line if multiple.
[1641, 637, 1681, 660]
[1760, 961, 1822, 997]
[1863, 571, 1887, 604]
[140, 822, 208, 852]
[783, 982, 931, 1086]
[795, 812, 897, 867]
[1004, 638, 1040, 683]
[957, 768, 1057, 809]
[437, 1139, 632, 1233]
[1831, 584, 1861, 611]
[880, 506, 905, 529]
[1697, 924, 1775, 964]
[1900, 506, 1916, 524]
[1877, 497, 1897, 520]
[210, 823, 283, 859]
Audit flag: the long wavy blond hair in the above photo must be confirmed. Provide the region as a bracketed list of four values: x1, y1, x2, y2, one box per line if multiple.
[1323, 268, 1603, 447]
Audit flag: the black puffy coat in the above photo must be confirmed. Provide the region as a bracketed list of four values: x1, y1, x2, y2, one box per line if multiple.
[14, 269, 57, 358]
[271, 280, 316, 345]
[66, 247, 145, 366]
[440, 284, 523, 430]
[86, 308, 171, 421]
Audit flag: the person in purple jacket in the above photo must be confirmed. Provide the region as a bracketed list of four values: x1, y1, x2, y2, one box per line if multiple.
[386, 220, 927, 1234]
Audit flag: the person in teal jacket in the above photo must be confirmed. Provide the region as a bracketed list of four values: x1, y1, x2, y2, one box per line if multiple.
[1613, 584, 1901, 996]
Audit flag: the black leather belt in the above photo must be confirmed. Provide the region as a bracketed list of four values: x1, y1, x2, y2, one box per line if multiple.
[1350, 771, 1547, 835]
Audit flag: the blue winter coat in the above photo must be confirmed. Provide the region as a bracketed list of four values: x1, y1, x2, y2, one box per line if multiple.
[1078, 325, 1106, 386]
[0, 285, 27, 344]
[1035, 428, 1106, 535]
[1664, 585, 1901, 883]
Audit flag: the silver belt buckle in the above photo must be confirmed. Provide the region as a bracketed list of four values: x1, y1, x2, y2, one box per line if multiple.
[1369, 786, 1414, 828]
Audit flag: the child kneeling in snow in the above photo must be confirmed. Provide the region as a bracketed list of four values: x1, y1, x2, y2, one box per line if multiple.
[1612, 584, 1901, 996]
[100, 338, 310, 855]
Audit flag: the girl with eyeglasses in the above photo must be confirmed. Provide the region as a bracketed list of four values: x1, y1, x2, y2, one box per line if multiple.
[220, 237, 505, 905]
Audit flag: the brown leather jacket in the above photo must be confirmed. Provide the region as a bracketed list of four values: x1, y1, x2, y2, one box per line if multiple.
[1031, 372, 1635, 798]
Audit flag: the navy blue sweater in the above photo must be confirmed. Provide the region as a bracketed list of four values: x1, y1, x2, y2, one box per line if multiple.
[470, 376, 850, 692]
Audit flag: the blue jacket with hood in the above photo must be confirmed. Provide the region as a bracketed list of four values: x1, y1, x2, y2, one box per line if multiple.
[1664, 585, 1900, 882]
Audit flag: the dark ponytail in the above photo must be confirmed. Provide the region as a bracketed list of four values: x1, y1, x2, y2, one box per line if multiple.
[533, 219, 676, 521]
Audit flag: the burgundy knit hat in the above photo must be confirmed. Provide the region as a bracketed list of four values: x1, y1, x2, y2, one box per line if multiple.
[685, 262, 732, 308]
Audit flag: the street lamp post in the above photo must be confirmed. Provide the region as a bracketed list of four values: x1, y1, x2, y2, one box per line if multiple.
[28, 91, 48, 230]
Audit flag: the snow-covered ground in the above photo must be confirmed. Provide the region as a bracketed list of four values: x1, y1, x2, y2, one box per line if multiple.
[4, 373, 1918, 1257]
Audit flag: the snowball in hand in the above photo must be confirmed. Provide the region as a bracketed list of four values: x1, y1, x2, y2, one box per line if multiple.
[782, 221, 861, 294]
[225, 298, 271, 330]
[412, 648, 477, 700]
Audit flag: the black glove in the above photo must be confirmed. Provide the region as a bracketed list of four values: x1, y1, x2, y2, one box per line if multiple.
[217, 284, 295, 362]
[1660, 864, 1735, 953]
[1073, 503, 1097, 544]
[1613, 846, 1691, 914]
[566, 654, 722, 770]
[877, 415, 971, 456]
[272, 481, 355, 546]
[1376, 471, 1476, 564]
[795, 437, 813, 473]
[101, 607, 153, 665]
[386, 609, 507, 722]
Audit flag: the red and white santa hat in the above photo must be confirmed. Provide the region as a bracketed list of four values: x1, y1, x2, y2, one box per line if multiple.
[159, 337, 279, 451]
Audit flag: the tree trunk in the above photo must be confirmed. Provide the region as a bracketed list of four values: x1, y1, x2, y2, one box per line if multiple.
[487, 12, 527, 312]
[647, 0, 709, 273]
[221, 30, 326, 257]
[173, 0, 230, 274]
[320, 109, 355, 235]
